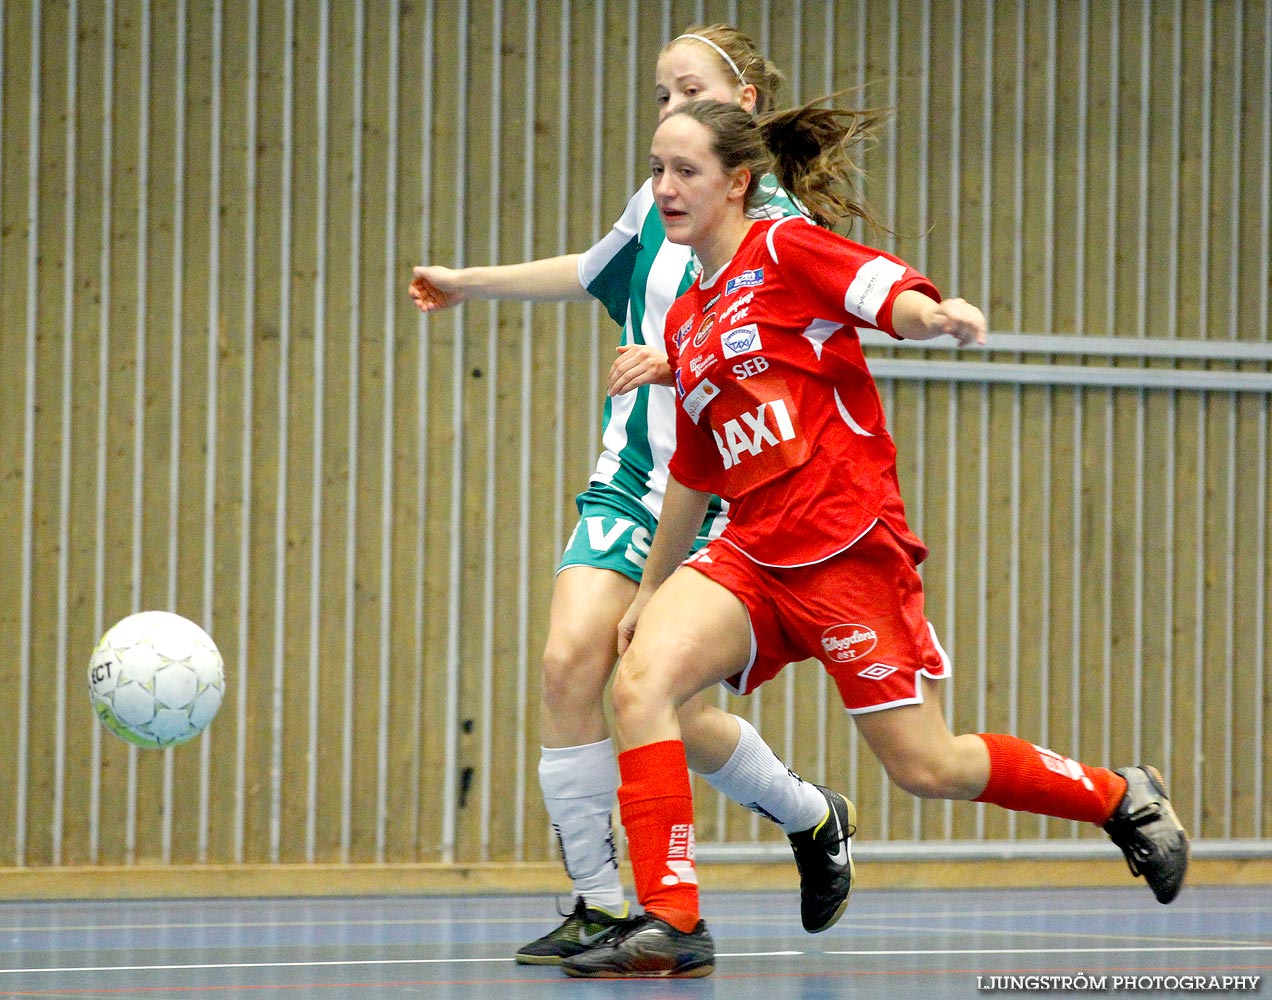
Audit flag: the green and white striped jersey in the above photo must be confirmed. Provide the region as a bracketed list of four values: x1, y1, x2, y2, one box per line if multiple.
[577, 174, 804, 522]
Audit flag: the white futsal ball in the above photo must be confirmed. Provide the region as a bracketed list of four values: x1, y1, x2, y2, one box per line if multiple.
[88, 611, 225, 749]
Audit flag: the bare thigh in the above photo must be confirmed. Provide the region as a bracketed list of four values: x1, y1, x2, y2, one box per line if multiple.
[611, 566, 754, 751]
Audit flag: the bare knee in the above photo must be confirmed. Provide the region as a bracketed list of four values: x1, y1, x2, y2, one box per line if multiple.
[878, 737, 989, 801]
[540, 635, 611, 714]
[609, 648, 665, 725]
[883, 756, 963, 799]
[609, 640, 698, 749]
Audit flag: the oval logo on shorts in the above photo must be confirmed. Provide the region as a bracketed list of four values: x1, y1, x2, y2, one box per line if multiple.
[820, 623, 878, 663]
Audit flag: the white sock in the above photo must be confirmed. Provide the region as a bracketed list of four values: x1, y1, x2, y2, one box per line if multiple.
[699, 716, 828, 834]
[539, 739, 627, 914]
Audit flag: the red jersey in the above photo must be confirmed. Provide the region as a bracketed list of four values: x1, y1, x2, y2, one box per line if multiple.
[664, 216, 938, 567]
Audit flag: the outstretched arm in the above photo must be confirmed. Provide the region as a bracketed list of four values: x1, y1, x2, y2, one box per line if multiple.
[407, 254, 591, 314]
[890, 290, 987, 347]
[616, 476, 712, 656]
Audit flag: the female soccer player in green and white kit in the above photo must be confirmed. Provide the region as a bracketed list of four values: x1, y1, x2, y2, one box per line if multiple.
[409, 25, 855, 964]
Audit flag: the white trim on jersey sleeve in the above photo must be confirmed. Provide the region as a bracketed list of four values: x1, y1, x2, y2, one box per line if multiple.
[578, 180, 654, 289]
[843, 255, 907, 327]
[763, 213, 807, 264]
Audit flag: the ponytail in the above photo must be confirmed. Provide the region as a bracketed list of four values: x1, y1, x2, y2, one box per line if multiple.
[757, 96, 891, 233]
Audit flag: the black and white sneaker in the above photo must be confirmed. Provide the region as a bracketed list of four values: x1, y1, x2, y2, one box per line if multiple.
[787, 785, 856, 933]
[514, 897, 628, 966]
[560, 913, 714, 979]
[1104, 765, 1189, 904]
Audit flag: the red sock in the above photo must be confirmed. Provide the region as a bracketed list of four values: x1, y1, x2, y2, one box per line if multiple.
[617, 740, 700, 933]
[973, 734, 1127, 825]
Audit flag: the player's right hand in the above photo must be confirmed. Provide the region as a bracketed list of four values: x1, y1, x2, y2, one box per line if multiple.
[408, 266, 465, 313]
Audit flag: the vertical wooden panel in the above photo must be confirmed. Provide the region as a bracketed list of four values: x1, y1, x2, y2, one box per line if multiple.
[60, 0, 105, 866]
[95, 0, 141, 864]
[179, 0, 219, 864]
[355, 0, 396, 863]
[208, 0, 255, 867]
[280, 0, 319, 864]
[23, 0, 58, 867]
[0, 0, 22, 871]
[244, 0, 285, 864]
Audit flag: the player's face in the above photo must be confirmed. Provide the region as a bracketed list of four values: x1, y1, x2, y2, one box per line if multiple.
[654, 41, 758, 121]
[650, 115, 746, 248]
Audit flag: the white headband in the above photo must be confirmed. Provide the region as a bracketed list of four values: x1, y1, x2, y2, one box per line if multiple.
[673, 33, 745, 84]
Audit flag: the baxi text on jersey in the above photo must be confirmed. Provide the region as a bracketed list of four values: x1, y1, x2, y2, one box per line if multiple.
[712, 399, 797, 469]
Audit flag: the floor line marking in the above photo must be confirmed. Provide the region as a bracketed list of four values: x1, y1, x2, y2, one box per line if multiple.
[0, 950, 805, 976]
[824, 945, 1272, 957]
[7, 945, 1271, 977]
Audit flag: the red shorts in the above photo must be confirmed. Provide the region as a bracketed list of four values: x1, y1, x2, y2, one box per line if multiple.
[683, 521, 951, 714]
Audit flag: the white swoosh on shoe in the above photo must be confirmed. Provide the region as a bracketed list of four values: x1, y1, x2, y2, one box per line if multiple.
[826, 805, 850, 867]
[578, 926, 612, 947]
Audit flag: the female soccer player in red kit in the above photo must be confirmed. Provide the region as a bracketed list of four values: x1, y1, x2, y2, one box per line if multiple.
[562, 99, 1190, 979]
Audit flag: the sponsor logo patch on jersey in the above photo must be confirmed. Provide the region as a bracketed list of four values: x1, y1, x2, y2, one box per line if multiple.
[674, 317, 693, 348]
[682, 378, 719, 424]
[693, 313, 716, 348]
[725, 267, 765, 295]
[719, 290, 754, 323]
[720, 323, 762, 359]
[732, 356, 770, 379]
[857, 663, 898, 680]
[675, 369, 686, 398]
[821, 623, 879, 663]
[702, 291, 722, 313]
[690, 353, 718, 378]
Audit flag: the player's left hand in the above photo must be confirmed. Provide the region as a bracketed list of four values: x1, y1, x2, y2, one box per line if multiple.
[929, 297, 987, 347]
[608, 344, 675, 396]
[616, 587, 654, 656]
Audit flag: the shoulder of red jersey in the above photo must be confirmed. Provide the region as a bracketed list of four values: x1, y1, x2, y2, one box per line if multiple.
[758, 214, 819, 264]
[760, 217, 940, 334]
[762, 214, 895, 266]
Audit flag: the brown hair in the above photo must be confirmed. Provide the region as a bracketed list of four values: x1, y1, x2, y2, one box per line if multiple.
[663, 95, 891, 233]
[666, 24, 786, 115]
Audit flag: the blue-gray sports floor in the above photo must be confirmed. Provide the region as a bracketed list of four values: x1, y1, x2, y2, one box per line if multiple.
[2, 886, 1269, 998]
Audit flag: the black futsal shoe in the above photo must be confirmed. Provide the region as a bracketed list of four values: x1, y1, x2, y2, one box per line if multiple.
[1104, 765, 1190, 904]
[560, 913, 715, 979]
[787, 785, 856, 932]
[514, 897, 628, 966]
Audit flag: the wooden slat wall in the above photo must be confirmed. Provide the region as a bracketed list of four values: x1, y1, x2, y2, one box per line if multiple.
[1, 0, 1269, 870]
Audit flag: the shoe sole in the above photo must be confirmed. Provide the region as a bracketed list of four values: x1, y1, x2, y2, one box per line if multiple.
[806, 797, 857, 934]
[514, 953, 567, 966]
[562, 962, 714, 979]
